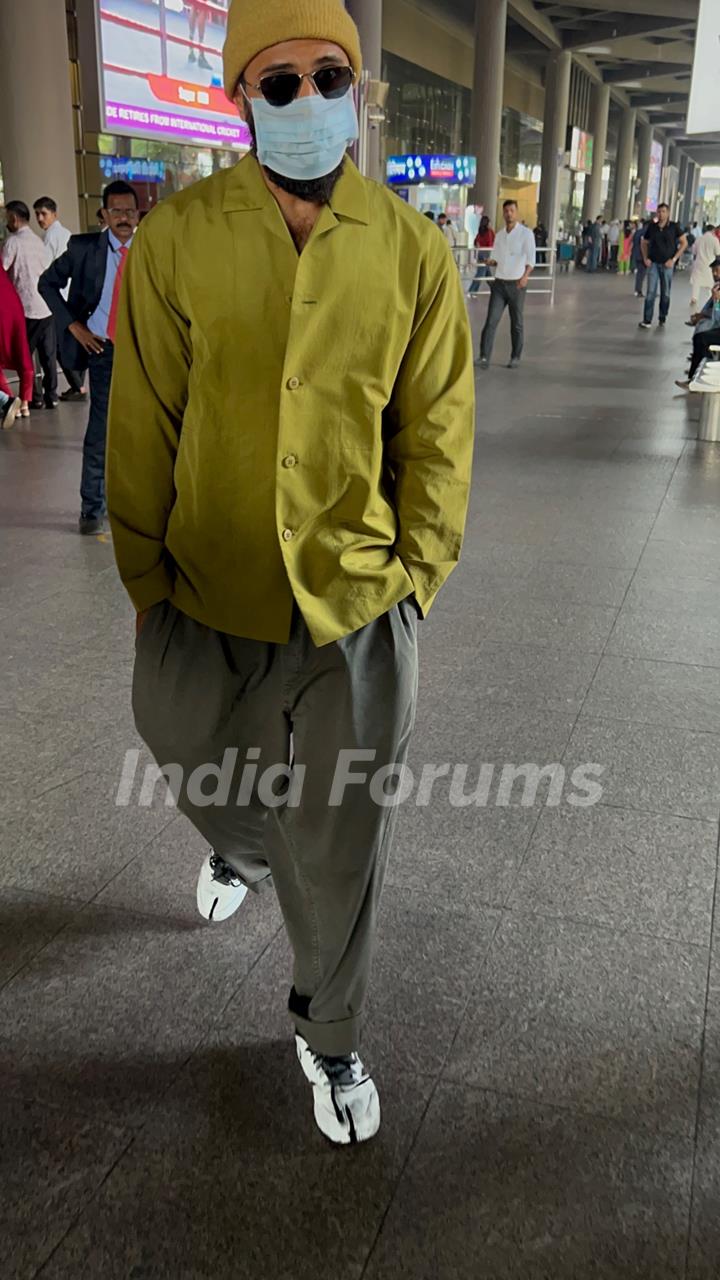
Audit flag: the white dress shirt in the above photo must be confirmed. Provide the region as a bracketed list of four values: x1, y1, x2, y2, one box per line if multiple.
[43, 219, 72, 301]
[43, 219, 71, 263]
[492, 223, 536, 281]
[1, 226, 51, 319]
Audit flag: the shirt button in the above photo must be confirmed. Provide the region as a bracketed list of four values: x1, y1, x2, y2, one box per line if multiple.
[281, 527, 294, 542]
[286, 376, 301, 390]
[282, 454, 298, 468]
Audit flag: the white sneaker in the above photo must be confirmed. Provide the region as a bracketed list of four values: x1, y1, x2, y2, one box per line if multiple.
[1, 396, 21, 430]
[295, 1034, 380, 1145]
[196, 851, 248, 922]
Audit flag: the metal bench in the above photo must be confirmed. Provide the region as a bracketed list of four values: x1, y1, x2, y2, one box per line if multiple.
[690, 346, 720, 441]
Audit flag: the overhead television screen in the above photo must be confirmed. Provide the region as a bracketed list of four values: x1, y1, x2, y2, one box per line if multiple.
[95, 0, 251, 149]
[567, 126, 594, 174]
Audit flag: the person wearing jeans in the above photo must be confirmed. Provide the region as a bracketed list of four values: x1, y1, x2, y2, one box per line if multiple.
[643, 263, 674, 324]
[476, 199, 536, 369]
[639, 203, 687, 328]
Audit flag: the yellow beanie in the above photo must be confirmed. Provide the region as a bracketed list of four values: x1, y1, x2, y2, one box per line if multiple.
[222, 0, 363, 101]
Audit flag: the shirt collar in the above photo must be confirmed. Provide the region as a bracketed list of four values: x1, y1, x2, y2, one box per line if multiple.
[221, 153, 369, 226]
[107, 228, 131, 252]
[328, 159, 369, 225]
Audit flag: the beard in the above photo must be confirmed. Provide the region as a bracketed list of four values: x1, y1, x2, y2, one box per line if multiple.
[245, 107, 344, 205]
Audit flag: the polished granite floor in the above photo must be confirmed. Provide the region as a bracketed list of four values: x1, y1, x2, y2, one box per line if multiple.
[2, 268, 720, 1279]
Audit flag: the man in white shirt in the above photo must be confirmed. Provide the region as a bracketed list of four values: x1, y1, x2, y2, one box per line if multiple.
[690, 225, 720, 310]
[1, 200, 57, 409]
[607, 219, 620, 270]
[438, 212, 459, 248]
[33, 196, 87, 402]
[476, 199, 536, 370]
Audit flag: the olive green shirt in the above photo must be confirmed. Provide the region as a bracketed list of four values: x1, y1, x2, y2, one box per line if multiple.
[107, 155, 475, 646]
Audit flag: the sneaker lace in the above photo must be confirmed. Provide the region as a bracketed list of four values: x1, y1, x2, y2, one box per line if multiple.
[313, 1051, 364, 1088]
[208, 852, 242, 888]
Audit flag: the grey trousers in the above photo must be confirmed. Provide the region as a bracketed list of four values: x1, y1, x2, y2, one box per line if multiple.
[132, 600, 419, 1055]
[480, 279, 526, 361]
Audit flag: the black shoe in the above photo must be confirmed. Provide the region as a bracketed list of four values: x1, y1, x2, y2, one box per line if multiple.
[44, 399, 59, 409]
[78, 515, 104, 536]
[638, 321, 651, 330]
[658, 318, 666, 326]
[507, 358, 520, 369]
[30, 398, 44, 410]
[60, 389, 86, 402]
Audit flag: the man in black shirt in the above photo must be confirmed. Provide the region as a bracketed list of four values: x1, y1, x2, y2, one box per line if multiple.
[638, 203, 687, 328]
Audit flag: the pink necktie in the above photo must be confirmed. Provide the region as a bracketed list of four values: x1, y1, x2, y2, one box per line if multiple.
[107, 246, 129, 343]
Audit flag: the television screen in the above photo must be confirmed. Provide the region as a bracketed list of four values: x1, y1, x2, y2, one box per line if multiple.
[94, 0, 251, 149]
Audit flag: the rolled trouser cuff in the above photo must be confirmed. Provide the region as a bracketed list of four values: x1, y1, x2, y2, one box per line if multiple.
[288, 987, 362, 1056]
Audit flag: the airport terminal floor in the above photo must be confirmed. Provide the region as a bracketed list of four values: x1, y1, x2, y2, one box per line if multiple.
[3, 268, 720, 1278]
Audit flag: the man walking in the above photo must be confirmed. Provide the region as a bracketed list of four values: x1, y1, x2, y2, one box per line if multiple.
[638, 202, 687, 328]
[40, 180, 138, 534]
[475, 199, 535, 370]
[631, 219, 645, 296]
[607, 219, 620, 271]
[587, 215, 603, 273]
[106, 0, 474, 1147]
[33, 196, 87, 403]
[690, 223, 720, 312]
[1, 201, 56, 411]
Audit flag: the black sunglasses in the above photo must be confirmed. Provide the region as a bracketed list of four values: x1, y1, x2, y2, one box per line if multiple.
[246, 65, 354, 109]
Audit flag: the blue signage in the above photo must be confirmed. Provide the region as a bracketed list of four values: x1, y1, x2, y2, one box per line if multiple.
[386, 154, 477, 187]
[99, 157, 166, 184]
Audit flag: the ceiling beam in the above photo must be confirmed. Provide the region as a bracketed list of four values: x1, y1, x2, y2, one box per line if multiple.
[536, 0, 697, 16]
[603, 62, 691, 83]
[630, 91, 689, 105]
[507, 0, 561, 50]
[591, 38, 694, 64]
[561, 17, 691, 48]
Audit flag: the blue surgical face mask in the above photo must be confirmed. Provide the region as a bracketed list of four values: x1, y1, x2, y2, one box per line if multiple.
[249, 89, 359, 181]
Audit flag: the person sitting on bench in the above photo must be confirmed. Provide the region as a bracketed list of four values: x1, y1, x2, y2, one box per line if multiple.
[676, 270, 720, 390]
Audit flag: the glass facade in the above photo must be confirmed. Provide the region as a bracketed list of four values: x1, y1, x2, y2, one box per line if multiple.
[500, 107, 543, 185]
[382, 51, 544, 186]
[382, 52, 470, 160]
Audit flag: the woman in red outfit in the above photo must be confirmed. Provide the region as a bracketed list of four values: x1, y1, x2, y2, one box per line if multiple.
[469, 214, 496, 294]
[0, 259, 34, 417]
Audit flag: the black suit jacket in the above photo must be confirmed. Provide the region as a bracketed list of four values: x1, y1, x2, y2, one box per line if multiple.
[38, 231, 109, 371]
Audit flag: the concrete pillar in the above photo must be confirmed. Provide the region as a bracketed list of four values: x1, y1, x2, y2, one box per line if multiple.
[346, 0, 383, 183]
[686, 163, 696, 226]
[0, 0, 79, 230]
[470, 0, 507, 223]
[612, 106, 636, 221]
[538, 49, 572, 243]
[636, 122, 653, 218]
[582, 82, 610, 221]
[678, 154, 688, 222]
